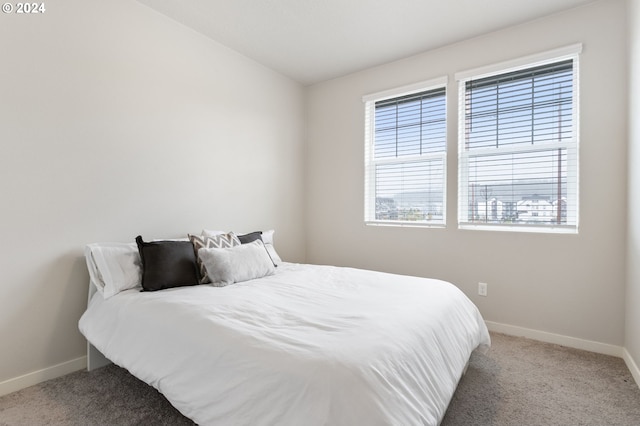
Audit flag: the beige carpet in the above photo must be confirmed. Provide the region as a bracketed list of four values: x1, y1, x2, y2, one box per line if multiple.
[1, 332, 639, 425]
[442, 333, 640, 425]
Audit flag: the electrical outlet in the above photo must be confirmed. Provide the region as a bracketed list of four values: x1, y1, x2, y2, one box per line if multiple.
[478, 282, 488, 297]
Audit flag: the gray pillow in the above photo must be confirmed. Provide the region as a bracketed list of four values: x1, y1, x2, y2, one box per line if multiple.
[237, 231, 263, 244]
[189, 232, 241, 284]
[198, 239, 275, 287]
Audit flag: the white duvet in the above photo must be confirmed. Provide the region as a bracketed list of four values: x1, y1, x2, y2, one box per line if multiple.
[79, 263, 490, 426]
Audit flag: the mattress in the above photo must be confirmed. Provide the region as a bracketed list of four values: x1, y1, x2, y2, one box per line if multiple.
[79, 262, 490, 425]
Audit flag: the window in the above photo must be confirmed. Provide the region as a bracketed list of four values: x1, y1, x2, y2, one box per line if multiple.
[363, 77, 447, 226]
[457, 45, 581, 233]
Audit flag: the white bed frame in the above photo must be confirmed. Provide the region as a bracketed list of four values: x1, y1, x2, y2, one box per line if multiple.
[86, 281, 112, 371]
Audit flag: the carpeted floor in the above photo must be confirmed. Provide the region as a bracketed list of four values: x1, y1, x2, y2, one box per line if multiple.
[1, 332, 639, 425]
[441, 333, 640, 425]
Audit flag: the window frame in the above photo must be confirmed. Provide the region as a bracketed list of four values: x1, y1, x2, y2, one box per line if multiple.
[363, 76, 448, 228]
[455, 44, 582, 234]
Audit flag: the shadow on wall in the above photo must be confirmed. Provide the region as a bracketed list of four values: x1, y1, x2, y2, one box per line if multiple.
[0, 251, 89, 383]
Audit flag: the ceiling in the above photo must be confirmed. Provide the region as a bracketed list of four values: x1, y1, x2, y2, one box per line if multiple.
[137, 0, 597, 86]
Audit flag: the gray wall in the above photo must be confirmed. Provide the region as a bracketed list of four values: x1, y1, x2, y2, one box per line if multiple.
[627, 0, 640, 373]
[0, 0, 306, 384]
[306, 0, 628, 347]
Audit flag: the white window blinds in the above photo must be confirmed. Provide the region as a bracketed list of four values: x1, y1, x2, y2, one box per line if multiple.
[457, 52, 579, 232]
[364, 79, 447, 226]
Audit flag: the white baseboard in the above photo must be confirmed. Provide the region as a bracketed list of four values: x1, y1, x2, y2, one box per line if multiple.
[622, 348, 640, 390]
[485, 321, 623, 357]
[0, 356, 86, 397]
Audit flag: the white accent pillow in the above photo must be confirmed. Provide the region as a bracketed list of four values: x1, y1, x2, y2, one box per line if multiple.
[198, 240, 275, 287]
[264, 242, 282, 266]
[260, 230, 282, 265]
[261, 229, 274, 245]
[202, 228, 283, 266]
[85, 243, 142, 298]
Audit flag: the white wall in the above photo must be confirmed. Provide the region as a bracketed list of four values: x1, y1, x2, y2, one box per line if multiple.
[306, 0, 628, 347]
[0, 0, 305, 385]
[627, 0, 640, 376]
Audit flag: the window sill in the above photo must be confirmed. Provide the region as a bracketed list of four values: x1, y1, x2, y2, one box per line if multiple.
[365, 221, 446, 229]
[458, 223, 578, 234]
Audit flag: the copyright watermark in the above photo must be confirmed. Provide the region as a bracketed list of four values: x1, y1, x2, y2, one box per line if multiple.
[2, 3, 46, 14]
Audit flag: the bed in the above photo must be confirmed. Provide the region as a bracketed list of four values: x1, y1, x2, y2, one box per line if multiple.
[79, 235, 490, 426]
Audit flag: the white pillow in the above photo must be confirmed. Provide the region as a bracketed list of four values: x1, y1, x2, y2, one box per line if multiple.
[260, 230, 282, 265]
[264, 242, 282, 266]
[202, 228, 283, 266]
[85, 243, 142, 298]
[261, 229, 274, 245]
[198, 239, 275, 287]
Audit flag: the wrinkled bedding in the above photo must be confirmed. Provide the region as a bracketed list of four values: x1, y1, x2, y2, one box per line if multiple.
[79, 262, 490, 425]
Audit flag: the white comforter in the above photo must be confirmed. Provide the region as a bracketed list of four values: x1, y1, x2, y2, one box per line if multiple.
[79, 263, 490, 426]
